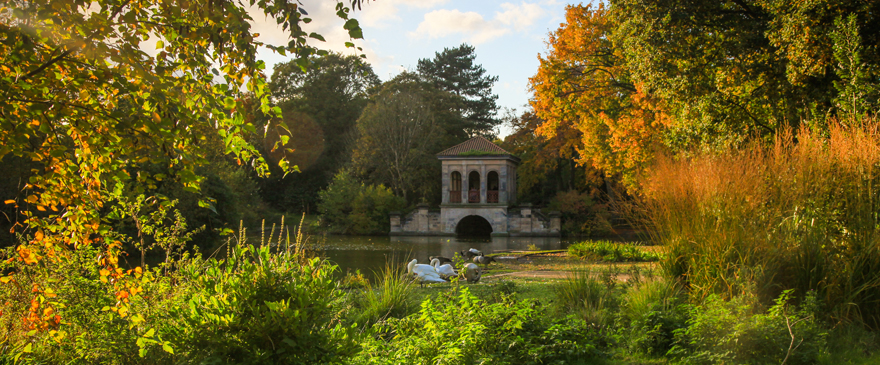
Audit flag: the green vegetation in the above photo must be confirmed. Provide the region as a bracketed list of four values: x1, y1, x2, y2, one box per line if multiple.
[568, 241, 660, 262]
[317, 169, 406, 235]
[4, 0, 880, 363]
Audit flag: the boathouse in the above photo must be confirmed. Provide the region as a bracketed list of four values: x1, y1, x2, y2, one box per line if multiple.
[390, 136, 560, 237]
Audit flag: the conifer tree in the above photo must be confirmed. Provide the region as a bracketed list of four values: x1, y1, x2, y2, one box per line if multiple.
[417, 44, 500, 137]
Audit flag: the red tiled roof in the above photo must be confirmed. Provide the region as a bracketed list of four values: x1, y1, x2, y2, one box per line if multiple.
[436, 136, 513, 156]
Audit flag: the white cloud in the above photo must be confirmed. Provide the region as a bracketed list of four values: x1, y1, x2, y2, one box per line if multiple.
[496, 2, 546, 32]
[409, 9, 509, 45]
[359, 0, 449, 28]
[409, 2, 549, 45]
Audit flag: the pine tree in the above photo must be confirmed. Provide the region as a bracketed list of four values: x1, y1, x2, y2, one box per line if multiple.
[417, 44, 500, 137]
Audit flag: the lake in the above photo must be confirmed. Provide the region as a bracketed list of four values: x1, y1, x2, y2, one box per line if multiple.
[306, 235, 572, 278]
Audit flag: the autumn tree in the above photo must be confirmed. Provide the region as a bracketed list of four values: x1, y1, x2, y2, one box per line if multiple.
[530, 4, 667, 187]
[418, 43, 501, 138]
[0, 0, 366, 350]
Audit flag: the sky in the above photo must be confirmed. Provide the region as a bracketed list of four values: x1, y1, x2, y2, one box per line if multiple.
[250, 0, 573, 137]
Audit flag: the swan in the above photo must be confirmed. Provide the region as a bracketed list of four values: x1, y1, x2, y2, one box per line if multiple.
[407, 259, 446, 285]
[461, 263, 481, 283]
[431, 258, 456, 279]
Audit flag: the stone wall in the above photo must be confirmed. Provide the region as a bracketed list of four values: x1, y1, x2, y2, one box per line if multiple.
[390, 205, 443, 236]
[391, 204, 561, 237]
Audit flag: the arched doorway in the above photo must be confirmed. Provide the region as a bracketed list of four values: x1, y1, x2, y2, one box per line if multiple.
[455, 215, 493, 237]
[487, 171, 499, 203]
[450, 171, 462, 203]
[468, 171, 480, 203]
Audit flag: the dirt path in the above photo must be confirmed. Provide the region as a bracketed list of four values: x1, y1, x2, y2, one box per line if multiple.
[484, 270, 634, 282]
[485, 270, 572, 279]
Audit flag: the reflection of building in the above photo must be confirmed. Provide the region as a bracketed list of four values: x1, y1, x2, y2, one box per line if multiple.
[390, 136, 560, 237]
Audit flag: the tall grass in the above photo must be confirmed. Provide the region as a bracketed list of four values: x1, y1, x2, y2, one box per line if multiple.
[555, 268, 617, 325]
[352, 260, 417, 327]
[639, 123, 880, 328]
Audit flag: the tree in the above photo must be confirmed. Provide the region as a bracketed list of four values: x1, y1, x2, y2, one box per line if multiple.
[261, 53, 380, 212]
[351, 74, 440, 203]
[610, 0, 880, 145]
[530, 4, 667, 187]
[418, 43, 501, 138]
[0, 0, 365, 345]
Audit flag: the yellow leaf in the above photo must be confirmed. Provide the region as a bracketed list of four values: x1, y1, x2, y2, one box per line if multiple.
[34, 231, 43, 242]
[0, 276, 12, 284]
[3, 200, 15, 205]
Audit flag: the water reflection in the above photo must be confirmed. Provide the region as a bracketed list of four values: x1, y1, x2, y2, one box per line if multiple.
[314, 235, 570, 279]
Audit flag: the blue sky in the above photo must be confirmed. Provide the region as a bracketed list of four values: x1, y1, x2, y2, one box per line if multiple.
[252, 0, 572, 136]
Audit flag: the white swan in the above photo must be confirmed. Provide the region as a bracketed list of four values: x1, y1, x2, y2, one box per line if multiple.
[407, 259, 446, 285]
[431, 258, 456, 278]
[461, 263, 482, 283]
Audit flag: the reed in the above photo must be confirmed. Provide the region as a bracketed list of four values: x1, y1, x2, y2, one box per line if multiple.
[639, 122, 880, 328]
[353, 259, 417, 327]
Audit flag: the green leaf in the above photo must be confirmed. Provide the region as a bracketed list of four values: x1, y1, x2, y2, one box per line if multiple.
[156, 40, 164, 49]
[162, 342, 174, 354]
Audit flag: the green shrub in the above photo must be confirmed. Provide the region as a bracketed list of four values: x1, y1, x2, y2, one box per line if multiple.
[318, 169, 406, 235]
[167, 243, 356, 364]
[568, 240, 659, 262]
[355, 287, 607, 364]
[620, 279, 687, 356]
[670, 290, 827, 365]
[548, 190, 612, 237]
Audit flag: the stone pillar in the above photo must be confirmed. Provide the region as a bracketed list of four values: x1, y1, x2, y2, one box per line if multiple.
[500, 164, 508, 204]
[441, 164, 448, 204]
[480, 164, 487, 203]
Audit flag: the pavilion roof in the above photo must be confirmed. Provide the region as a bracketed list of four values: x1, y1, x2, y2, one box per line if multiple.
[436, 136, 513, 157]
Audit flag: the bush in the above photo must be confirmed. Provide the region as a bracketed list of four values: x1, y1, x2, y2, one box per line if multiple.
[641, 124, 880, 327]
[318, 169, 406, 235]
[670, 290, 827, 365]
[568, 240, 660, 262]
[167, 243, 357, 364]
[355, 287, 608, 364]
[619, 279, 687, 356]
[548, 190, 612, 237]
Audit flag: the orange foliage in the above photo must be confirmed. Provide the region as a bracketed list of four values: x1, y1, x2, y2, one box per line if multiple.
[529, 4, 669, 185]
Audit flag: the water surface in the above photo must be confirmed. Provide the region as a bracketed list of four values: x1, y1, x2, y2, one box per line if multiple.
[309, 235, 571, 278]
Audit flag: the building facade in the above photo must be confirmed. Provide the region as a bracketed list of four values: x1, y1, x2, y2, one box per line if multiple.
[390, 137, 560, 237]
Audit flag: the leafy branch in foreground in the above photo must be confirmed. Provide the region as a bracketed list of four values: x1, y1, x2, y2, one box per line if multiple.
[0, 0, 366, 355]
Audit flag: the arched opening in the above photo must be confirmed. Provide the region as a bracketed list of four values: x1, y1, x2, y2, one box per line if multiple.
[450, 171, 462, 203]
[468, 171, 480, 203]
[455, 215, 493, 237]
[487, 171, 499, 203]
